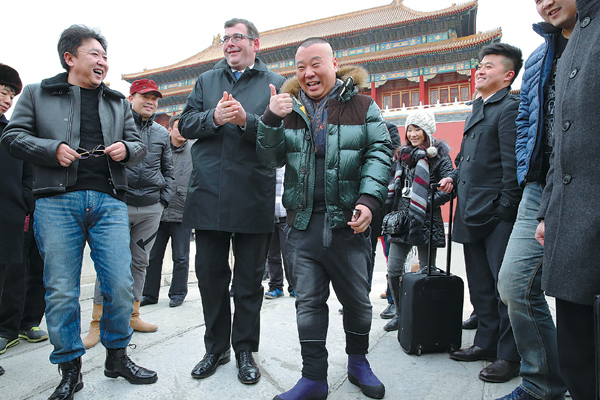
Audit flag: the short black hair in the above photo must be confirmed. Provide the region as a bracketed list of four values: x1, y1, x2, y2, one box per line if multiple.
[478, 43, 523, 85]
[298, 37, 333, 51]
[169, 114, 180, 129]
[224, 18, 259, 40]
[57, 25, 107, 72]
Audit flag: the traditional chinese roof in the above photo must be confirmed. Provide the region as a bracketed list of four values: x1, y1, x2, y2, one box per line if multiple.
[122, 0, 479, 83]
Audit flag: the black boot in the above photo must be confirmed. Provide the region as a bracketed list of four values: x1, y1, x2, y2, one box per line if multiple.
[104, 348, 158, 384]
[383, 275, 401, 332]
[48, 357, 83, 400]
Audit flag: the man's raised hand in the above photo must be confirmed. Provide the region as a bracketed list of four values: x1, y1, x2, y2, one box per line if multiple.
[269, 84, 293, 117]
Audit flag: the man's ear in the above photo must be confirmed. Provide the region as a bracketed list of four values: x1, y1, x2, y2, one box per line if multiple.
[64, 52, 75, 68]
[253, 37, 260, 53]
[505, 70, 515, 83]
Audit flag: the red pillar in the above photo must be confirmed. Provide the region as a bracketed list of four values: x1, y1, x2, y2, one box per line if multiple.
[470, 68, 476, 98]
[371, 81, 377, 106]
[419, 75, 426, 106]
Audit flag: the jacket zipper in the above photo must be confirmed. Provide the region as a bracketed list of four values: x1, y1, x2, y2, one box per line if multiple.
[64, 88, 74, 190]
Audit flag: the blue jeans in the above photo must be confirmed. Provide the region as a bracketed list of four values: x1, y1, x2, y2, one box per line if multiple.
[34, 191, 134, 364]
[498, 183, 566, 399]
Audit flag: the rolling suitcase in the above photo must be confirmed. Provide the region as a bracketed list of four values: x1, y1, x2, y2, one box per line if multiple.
[398, 183, 464, 355]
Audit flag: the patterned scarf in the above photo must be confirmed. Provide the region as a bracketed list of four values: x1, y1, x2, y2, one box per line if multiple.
[399, 146, 430, 243]
[298, 81, 341, 155]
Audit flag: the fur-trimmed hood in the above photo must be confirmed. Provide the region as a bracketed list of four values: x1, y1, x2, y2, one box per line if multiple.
[279, 65, 369, 100]
[40, 72, 125, 100]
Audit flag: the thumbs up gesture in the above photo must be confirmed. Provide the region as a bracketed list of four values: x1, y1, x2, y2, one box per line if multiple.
[269, 84, 293, 118]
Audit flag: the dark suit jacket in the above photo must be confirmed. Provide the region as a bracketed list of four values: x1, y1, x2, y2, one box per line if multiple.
[451, 87, 522, 243]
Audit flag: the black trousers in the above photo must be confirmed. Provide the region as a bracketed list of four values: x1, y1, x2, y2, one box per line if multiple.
[555, 299, 596, 400]
[0, 217, 46, 339]
[266, 219, 293, 292]
[194, 230, 270, 355]
[462, 220, 519, 361]
[143, 221, 192, 302]
[286, 213, 373, 380]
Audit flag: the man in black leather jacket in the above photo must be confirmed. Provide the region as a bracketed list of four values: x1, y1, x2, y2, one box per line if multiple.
[1, 25, 157, 400]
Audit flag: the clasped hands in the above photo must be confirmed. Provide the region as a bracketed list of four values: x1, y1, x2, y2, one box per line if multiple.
[213, 91, 248, 126]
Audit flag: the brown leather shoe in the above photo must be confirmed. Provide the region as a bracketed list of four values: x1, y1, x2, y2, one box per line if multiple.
[478, 359, 520, 383]
[449, 345, 496, 362]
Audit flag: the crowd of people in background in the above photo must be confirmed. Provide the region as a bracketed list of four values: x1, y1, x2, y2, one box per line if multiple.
[0, 1, 599, 399]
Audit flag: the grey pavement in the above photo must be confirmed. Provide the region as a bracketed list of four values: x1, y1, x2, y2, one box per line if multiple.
[0, 238, 550, 400]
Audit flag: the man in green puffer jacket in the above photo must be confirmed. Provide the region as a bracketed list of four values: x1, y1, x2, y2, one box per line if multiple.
[257, 37, 391, 400]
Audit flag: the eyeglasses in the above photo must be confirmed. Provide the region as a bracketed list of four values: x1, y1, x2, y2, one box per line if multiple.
[76, 144, 106, 159]
[220, 33, 254, 44]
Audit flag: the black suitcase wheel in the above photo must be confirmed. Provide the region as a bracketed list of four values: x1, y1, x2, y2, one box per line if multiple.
[416, 345, 423, 356]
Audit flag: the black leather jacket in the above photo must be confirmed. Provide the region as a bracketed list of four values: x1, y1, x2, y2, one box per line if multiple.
[1, 73, 146, 196]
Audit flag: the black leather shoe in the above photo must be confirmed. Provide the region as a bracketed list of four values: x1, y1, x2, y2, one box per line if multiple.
[191, 350, 230, 379]
[479, 359, 520, 383]
[236, 350, 261, 384]
[49, 357, 83, 400]
[462, 314, 479, 330]
[104, 348, 158, 384]
[140, 297, 157, 307]
[383, 314, 399, 331]
[169, 298, 183, 308]
[379, 304, 396, 319]
[449, 345, 496, 362]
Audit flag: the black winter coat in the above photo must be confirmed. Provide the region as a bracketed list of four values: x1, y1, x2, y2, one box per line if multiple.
[179, 58, 285, 233]
[451, 87, 522, 243]
[0, 115, 33, 264]
[125, 111, 174, 208]
[388, 140, 454, 247]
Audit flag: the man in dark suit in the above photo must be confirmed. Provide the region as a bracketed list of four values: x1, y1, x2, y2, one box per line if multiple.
[440, 43, 523, 383]
[178, 18, 285, 385]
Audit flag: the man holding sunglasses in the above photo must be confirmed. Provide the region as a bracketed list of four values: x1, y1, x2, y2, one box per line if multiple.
[179, 18, 285, 385]
[1, 25, 156, 399]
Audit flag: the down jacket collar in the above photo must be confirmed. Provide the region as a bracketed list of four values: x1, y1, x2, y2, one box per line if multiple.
[40, 72, 125, 101]
[280, 65, 369, 103]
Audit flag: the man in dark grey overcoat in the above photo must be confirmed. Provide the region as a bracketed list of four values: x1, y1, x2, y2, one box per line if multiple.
[440, 43, 523, 384]
[179, 18, 285, 385]
[536, 1, 600, 397]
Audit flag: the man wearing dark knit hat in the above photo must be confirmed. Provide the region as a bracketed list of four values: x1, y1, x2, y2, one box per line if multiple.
[0, 63, 49, 371]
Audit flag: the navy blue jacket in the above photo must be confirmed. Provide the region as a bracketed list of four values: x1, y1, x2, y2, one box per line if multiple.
[515, 22, 562, 186]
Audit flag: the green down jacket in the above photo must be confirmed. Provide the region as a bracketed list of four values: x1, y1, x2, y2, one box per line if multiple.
[257, 65, 392, 230]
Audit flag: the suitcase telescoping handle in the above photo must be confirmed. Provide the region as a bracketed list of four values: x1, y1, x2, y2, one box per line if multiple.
[427, 183, 454, 277]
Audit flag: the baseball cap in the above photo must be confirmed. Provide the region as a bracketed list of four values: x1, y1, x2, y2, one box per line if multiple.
[130, 79, 162, 98]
